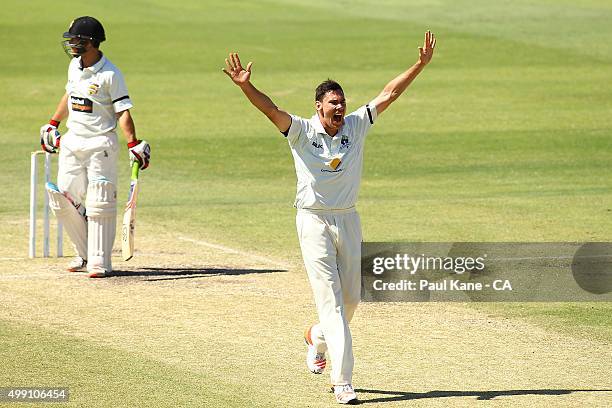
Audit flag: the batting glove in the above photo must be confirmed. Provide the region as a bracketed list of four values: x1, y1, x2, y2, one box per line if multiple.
[128, 140, 151, 170]
[40, 120, 61, 154]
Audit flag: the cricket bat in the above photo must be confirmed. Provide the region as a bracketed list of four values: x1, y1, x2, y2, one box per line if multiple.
[121, 162, 140, 261]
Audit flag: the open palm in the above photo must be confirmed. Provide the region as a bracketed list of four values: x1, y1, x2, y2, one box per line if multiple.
[223, 53, 253, 85]
[418, 30, 436, 65]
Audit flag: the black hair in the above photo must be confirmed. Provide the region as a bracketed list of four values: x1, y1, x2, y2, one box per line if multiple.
[315, 79, 344, 102]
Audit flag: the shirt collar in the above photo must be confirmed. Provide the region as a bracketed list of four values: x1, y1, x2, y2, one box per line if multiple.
[310, 114, 346, 138]
[78, 53, 107, 73]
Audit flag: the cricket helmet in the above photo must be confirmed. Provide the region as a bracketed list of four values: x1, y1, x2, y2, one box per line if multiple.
[61, 16, 106, 57]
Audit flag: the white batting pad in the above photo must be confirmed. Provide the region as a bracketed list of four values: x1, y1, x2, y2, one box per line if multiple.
[46, 182, 87, 259]
[88, 216, 116, 272]
[86, 178, 117, 272]
[85, 178, 117, 217]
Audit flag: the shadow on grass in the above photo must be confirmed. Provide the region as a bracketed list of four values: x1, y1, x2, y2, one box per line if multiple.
[109, 267, 286, 281]
[354, 388, 612, 404]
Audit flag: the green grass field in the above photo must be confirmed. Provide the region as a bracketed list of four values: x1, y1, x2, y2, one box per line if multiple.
[1, 0, 611, 406]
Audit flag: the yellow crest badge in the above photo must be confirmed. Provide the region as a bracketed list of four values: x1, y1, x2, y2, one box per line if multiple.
[327, 157, 342, 170]
[88, 83, 100, 95]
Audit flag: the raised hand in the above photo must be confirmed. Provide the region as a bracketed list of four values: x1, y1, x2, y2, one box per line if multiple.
[418, 30, 436, 66]
[223, 53, 253, 86]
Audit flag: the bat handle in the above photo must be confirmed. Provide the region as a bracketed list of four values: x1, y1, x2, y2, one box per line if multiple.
[131, 161, 140, 180]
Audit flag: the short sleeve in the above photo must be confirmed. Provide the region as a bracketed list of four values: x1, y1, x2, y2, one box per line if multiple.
[366, 101, 378, 124]
[355, 102, 378, 126]
[283, 114, 309, 145]
[109, 70, 133, 113]
[346, 102, 378, 139]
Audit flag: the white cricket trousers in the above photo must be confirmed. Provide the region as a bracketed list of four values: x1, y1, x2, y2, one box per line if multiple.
[296, 207, 362, 386]
[58, 131, 119, 204]
[56, 131, 119, 269]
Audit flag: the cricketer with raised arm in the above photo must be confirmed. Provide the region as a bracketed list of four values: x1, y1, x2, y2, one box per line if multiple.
[223, 31, 436, 404]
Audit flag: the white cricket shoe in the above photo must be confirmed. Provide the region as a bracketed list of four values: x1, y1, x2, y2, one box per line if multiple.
[333, 384, 358, 405]
[66, 257, 87, 272]
[87, 265, 108, 278]
[304, 326, 326, 374]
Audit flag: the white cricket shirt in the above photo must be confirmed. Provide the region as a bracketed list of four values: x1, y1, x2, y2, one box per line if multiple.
[65, 54, 133, 136]
[285, 103, 377, 210]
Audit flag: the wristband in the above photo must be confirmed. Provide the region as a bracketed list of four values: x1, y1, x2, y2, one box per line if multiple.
[49, 119, 60, 127]
[127, 140, 140, 148]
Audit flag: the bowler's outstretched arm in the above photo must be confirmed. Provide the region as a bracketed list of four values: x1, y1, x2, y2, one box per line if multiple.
[223, 53, 292, 133]
[371, 31, 436, 116]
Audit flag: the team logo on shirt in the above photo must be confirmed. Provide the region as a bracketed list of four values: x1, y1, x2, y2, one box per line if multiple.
[340, 135, 351, 150]
[88, 83, 100, 95]
[70, 95, 93, 113]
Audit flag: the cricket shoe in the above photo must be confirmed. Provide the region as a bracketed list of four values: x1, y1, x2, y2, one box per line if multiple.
[66, 257, 87, 272]
[87, 265, 108, 278]
[304, 326, 326, 374]
[332, 384, 358, 405]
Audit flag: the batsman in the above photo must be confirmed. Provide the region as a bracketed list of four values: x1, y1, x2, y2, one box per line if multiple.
[224, 31, 436, 404]
[40, 16, 150, 278]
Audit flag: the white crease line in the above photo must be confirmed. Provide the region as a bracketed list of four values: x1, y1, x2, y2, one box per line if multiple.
[178, 236, 291, 269]
[0, 258, 28, 261]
